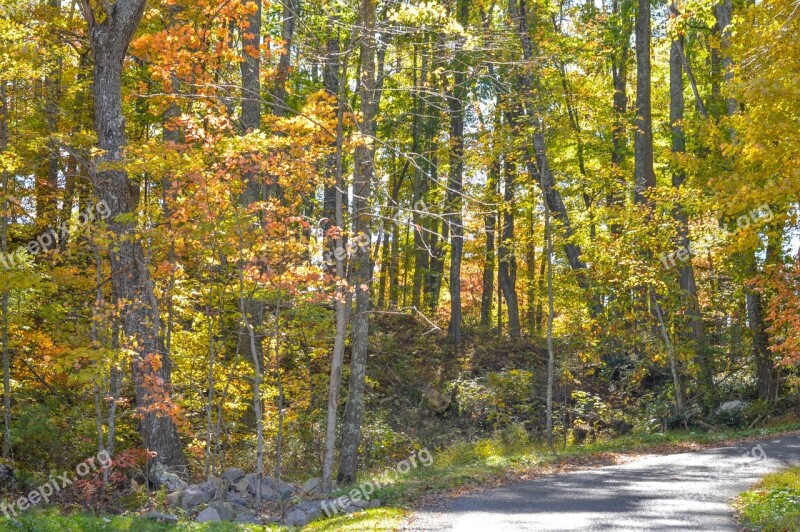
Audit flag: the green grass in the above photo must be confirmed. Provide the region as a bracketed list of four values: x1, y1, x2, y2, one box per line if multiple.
[737, 467, 800, 531]
[1, 421, 797, 531]
[0, 507, 278, 531]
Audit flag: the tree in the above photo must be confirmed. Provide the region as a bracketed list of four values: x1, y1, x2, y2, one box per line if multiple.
[338, 0, 378, 485]
[81, 0, 187, 474]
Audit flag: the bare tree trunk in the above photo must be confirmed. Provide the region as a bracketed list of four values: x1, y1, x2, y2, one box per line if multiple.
[411, 45, 429, 309]
[0, 80, 11, 460]
[481, 157, 499, 327]
[338, 0, 377, 485]
[273, 0, 297, 116]
[633, 0, 655, 204]
[669, 21, 713, 396]
[446, 0, 468, 345]
[85, 0, 186, 474]
[498, 156, 521, 338]
[322, 62, 349, 489]
[544, 179, 555, 449]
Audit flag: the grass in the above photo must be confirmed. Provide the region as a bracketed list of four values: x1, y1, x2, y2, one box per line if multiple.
[737, 467, 800, 531]
[0, 507, 278, 531]
[1, 420, 797, 531]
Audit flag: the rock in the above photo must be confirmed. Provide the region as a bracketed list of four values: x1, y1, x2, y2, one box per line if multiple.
[195, 507, 220, 523]
[247, 474, 290, 500]
[369, 498, 381, 508]
[181, 485, 212, 510]
[208, 502, 236, 521]
[263, 476, 297, 498]
[165, 490, 182, 508]
[225, 490, 249, 506]
[233, 476, 250, 494]
[284, 508, 312, 527]
[222, 467, 246, 484]
[235, 514, 263, 524]
[424, 387, 451, 413]
[301, 476, 322, 495]
[293, 500, 324, 521]
[141, 511, 179, 523]
[0, 464, 14, 487]
[716, 400, 748, 414]
[349, 497, 370, 509]
[148, 462, 188, 492]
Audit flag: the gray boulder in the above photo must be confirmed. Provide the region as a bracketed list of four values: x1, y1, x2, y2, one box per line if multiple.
[301, 477, 322, 495]
[222, 467, 246, 484]
[165, 490, 182, 508]
[195, 507, 220, 523]
[181, 485, 211, 510]
[716, 400, 748, 414]
[148, 462, 187, 492]
[225, 490, 249, 506]
[284, 508, 312, 527]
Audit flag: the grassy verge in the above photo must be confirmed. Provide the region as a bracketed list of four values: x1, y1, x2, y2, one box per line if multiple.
[736, 467, 800, 531]
[2, 420, 798, 531]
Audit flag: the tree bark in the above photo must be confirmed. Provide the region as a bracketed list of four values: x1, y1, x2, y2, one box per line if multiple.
[498, 156, 521, 339]
[669, 23, 713, 395]
[322, 22, 349, 492]
[86, 0, 186, 473]
[446, 0, 468, 344]
[481, 157, 499, 327]
[633, 0, 655, 204]
[338, 0, 377, 484]
[273, 0, 297, 116]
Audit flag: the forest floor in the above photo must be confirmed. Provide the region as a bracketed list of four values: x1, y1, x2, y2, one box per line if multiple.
[0, 421, 797, 531]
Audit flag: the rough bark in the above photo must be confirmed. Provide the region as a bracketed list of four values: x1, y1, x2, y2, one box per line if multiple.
[669, 26, 712, 395]
[85, 0, 186, 473]
[481, 158, 499, 327]
[633, 0, 655, 204]
[273, 0, 297, 116]
[321, 20, 348, 492]
[446, 0, 468, 344]
[338, 0, 377, 484]
[498, 156, 521, 339]
[0, 81, 11, 459]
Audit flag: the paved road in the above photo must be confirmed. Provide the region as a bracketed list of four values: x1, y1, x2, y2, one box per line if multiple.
[406, 433, 800, 531]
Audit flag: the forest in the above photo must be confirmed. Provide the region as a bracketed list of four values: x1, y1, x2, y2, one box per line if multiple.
[0, 0, 798, 528]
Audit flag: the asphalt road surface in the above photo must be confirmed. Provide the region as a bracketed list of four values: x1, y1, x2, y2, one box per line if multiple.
[406, 433, 800, 531]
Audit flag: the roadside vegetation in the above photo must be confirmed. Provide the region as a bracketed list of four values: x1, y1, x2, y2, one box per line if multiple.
[737, 466, 800, 532]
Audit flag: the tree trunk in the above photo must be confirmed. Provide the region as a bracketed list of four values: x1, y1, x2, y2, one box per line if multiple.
[669, 24, 713, 396]
[446, 0, 468, 344]
[86, 0, 186, 474]
[273, 0, 297, 116]
[481, 158, 499, 327]
[633, 0, 655, 204]
[338, 0, 377, 485]
[508, 0, 591, 292]
[411, 45, 428, 309]
[0, 80, 11, 459]
[498, 156, 521, 338]
[322, 38, 348, 492]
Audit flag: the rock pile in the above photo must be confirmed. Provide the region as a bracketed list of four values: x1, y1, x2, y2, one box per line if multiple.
[153, 469, 381, 527]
